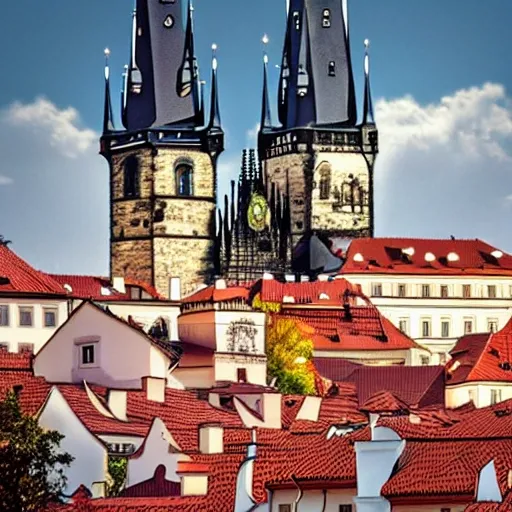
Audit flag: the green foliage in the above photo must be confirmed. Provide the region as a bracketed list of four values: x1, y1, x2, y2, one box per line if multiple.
[266, 318, 316, 395]
[0, 391, 73, 512]
[252, 293, 281, 313]
[107, 456, 127, 497]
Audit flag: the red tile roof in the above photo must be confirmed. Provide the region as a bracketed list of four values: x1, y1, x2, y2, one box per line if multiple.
[382, 439, 512, 502]
[448, 317, 512, 384]
[466, 491, 512, 511]
[360, 390, 410, 413]
[181, 285, 249, 304]
[257, 277, 362, 304]
[316, 362, 446, 409]
[342, 238, 512, 276]
[275, 304, 421, 352]
[120, 465, 180, 498]
[0, 244, 66, 295]
[0, 349, 33, 371]
[48, 275, 164, 301]
[49, 496, 206, 511]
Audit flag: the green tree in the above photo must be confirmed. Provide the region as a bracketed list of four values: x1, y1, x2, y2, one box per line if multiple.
[0, 391, 73, 512]
[266, 318, 316, 395]
[107, 456, 127, 497]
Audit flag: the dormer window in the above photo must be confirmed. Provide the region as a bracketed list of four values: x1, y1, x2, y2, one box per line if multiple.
[328, 61, 336, 77]
[322, 9, 331, 28]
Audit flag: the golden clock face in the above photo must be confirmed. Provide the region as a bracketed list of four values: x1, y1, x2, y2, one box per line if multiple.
[247, 193, 270, 232]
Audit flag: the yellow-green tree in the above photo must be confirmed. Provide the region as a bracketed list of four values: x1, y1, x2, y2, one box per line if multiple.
[266, 318, 316, 395]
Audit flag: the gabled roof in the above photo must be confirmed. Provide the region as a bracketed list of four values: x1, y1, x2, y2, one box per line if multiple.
[342, 237, 512, 276]
[48, 274, 164, 301]
[447, 317, 512, 384]
[277, 304, 422, 352]
[315, 360, 445, 409]
[0, 244, 66, 295]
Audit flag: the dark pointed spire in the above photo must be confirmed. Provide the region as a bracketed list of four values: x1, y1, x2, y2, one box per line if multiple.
[103, 48, 115, 134]
[362, 39, 375, 125]
[208, 44, 222, 131]
[260, 34, 272, 131]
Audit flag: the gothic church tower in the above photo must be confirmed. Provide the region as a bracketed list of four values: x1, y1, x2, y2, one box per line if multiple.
[100, 0, 224, 298]
[259, 0, 378, 247]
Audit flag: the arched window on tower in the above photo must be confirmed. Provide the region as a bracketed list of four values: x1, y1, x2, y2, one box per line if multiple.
[318, 164, 332, 200]
[123, 156, 140, 198]
[322, 9, 331, 28]
[176, 163, 194, 196]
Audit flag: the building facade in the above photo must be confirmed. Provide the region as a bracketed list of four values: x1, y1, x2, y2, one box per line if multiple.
[100, 0, 224, 299]
[259, 0, 378, 246]
[341, 238, 512, 365]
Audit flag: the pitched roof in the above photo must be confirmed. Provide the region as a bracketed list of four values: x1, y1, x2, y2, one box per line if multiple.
[277, 304, 421, 352]
[0, 244, 66, 295]
[315, 362, 446, 409]
[48, 274, 164, 301]
[381, 439, 512, 502]
[342, 237, 512, 276]
[181, 285, 249, 304]
[0, 349, 33, 371]
[120, 465, 180, 498]
[256, 277, 362, 304]
[448, 317, 512, 384]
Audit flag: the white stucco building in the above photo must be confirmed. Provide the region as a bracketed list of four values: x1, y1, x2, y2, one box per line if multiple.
[340, 238, 512, 365]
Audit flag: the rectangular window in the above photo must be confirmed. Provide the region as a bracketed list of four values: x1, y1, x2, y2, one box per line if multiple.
[441, 508, 451, 512]
[440, 285, 449, 298]
[420, 355, 430, 366]
[279, 506, 292, 512]
[491, 389, 502, 405]
[339, 506, 353, 512]
[441, 320, 450, 338]
[18, 343, 34, 354]
[488, 319, 499, 333]
[328, 61, 336, 77]
[421, 319, 431, 338]
[371, 283, 382, 297]
[19, 307, 33, 327]
[397, 284, 406, 298]
[81, 345, 95, 365]
[237, 368, 247, 383]
[464, 319, 473, 335]
[129, 286, 141, 300]
[43, 308, 57, 327]
[463, 284, 471, 298]
[487, 285, 497, 298]
[398, 318, 409, 335]
[0, 305, 8, 326]
[421, 284, 431, 298]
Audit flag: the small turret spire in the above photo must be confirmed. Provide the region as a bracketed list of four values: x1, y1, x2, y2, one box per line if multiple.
[260, 34, 272, 130]
[103, 48, 115, 133]
[208, 44, 222, 130]
[362, 39, 375, 125]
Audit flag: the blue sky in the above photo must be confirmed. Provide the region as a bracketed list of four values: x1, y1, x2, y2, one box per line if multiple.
[1, 0, 512, 274]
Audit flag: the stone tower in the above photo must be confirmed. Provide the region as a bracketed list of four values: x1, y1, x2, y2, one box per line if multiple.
[258, 0, 378, 248]
[100, 0, 224, 298]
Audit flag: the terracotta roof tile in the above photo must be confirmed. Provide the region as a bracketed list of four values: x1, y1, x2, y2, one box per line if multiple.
[182, 285, 249, 304]
[0, 245, 65, 295]
[48, 275, 163, 301]
[120, 465, 180, 498]
[342, 238, 512, 276]
[0, 349, 33, 371]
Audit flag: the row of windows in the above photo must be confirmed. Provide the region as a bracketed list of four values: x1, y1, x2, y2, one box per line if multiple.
[399, 317, 499, 338]
[0, 305, 57, 328]
[0, 342, 35, 353]
[292, 9, 333, 30]
[371, 283, 507, 299]
[123, 156, 193, 199]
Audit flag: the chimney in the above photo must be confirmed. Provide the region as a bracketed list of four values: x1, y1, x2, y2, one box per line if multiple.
[112, 277, 126, 294]
[262, 393, 281, 429]
[215, 279, 227, 290]
[199, 424, 224, 454]
[142, 377, 166, 403]
[262, 272, 274, 281]
[177, 461, 209, 496]
[169, 277, 181, 301]
[107, 390, 127, 421]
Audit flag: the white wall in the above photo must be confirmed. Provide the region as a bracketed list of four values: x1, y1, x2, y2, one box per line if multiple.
[33, 302, 170, 388]
[127, 417, 189, 488]
[271, 488, 355, 511]
[446, 382, 512, 409]
[0, 297, 68, 353]
[214, 354, 267, 386]
[38, 387, 108, 498]
[341, 274, 512, 364]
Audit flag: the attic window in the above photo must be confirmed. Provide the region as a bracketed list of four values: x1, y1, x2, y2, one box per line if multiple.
[322, 9, 331, 28]
[328, 61, 336, 77]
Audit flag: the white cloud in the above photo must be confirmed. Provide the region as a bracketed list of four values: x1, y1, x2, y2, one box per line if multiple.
[5, 97, 96, 158]
[0, 98, 108, 274]
[374, 82, 512, 251]
[246, 122, 260, 147]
